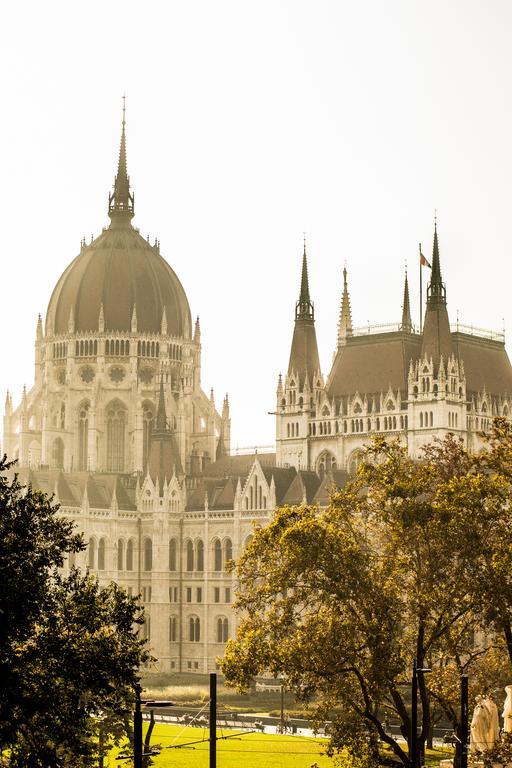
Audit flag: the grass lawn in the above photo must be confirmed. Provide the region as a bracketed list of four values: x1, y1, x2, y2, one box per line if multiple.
[109, 723, 334, 767]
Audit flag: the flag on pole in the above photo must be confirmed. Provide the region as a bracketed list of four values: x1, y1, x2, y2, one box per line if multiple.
[420, 250, 431, 268]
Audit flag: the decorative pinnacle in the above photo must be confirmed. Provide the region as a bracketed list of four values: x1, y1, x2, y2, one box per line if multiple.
[108, 98, 134, 224]
[401, 270, 413, 332]
[337, 264, 353, 348]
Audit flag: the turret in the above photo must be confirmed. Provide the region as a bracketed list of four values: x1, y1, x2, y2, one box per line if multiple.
[286, 238, 321, 391]
[421, 220, 453, 364]
[147, 376, 183, 494]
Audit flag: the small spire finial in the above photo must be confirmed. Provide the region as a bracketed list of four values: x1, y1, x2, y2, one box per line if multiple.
[337, 263, 353, 349]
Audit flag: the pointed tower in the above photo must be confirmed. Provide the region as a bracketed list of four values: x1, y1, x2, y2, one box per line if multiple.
[421, 221, 453, 365]
[400, 271, 413, 333]
[287, 239, 321, 388]
[337, 266, 353, 349]
[108, 99, 135, 226]
[147, 375, 183, 494]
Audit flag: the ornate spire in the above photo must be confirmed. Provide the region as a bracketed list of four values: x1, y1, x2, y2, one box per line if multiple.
[287, 238, 321, 388]
[421, 218, 453, 364]
[296, 237, 314, 321]
[427, 217, 446, 306]
[400, 270, 413, 332]
[108, 97, 134, 225]
[337, 266, 353, 348]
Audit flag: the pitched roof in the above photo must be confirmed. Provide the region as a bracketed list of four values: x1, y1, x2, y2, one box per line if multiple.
[326, 331, 421, 399]
[452, 332, 512, 397]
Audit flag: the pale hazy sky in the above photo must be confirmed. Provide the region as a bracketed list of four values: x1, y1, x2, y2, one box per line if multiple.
[1, 1, 511, 447]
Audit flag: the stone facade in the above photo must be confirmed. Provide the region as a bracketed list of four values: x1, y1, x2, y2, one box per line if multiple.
[4, 118, 512, 674]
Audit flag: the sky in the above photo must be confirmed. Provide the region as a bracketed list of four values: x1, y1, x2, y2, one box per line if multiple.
[0, 0, 511, 448]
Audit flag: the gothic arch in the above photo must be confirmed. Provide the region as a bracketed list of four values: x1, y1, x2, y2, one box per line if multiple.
[52, 437, 64, 469]
[316, 450, 337, 478]
[77, 400, 90, 471]
[142, 400, 155, 472]
[105, 399, 127, 472]
[347, 449, 363, 476]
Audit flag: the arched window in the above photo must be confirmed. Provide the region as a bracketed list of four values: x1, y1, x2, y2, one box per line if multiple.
[60, 403, 66, 429]
[52, 437, 64, 469]
[143, 538, 152, 571]
[213, 540, 222, 571]
[224, 538, 233, 570]
[420, 412, 423, 428]
[142, 403, 155, 472]
[348, 451, 362, 476]
[126, 539, 134, 571]
[189, 616, 200, 642]
[430, 411, 433, 427]
[88, 537, 96, 569]
[78, 402, 89, 471]
[196, 540, 204, 572]
[98, 538, 106, 571]
[169, 539, 177, 571]
[117, 539, 124, 571]
[217, 617, 229, 643]
[186, 540, 194, 572]
[169, 617, 178, 642]
[106, 401, 126, 472]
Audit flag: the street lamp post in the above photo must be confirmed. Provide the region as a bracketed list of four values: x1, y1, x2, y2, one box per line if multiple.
[411, 661, 432, 768]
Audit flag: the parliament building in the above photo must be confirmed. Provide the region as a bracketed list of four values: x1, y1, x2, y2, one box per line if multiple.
[4, 117, 512, 673]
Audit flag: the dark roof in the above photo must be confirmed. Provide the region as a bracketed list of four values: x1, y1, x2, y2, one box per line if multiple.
[185, 477, 236, 511]
[452, 333, 512, 397]
[202, 453, 277, 479]
[287, 318, 321, 388]
[147, 430, 183, 492]
[314, 469, 349, 505]
[420, 302, 453, 365]
[327, 331, 421, 399]
[46, 225, 191, 337]
[2, 468, 137, 511]
[280, 470, 321, 506]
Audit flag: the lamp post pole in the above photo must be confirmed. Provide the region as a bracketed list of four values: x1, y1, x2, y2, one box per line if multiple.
[460, 675, 469, 768]
[210, 673, 217, 768]
[133, 684, 143, 768]
[411, 659, 418, 768]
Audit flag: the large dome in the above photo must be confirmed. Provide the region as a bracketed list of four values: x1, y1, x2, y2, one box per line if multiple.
[46, 226, 192, 337]
[45, 113, 192, 338]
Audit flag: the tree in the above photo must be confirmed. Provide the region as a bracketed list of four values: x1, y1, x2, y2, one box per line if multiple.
[0, 457, 149, 767]
[468, 418, 512, 665]
[222, 435, 502, 768]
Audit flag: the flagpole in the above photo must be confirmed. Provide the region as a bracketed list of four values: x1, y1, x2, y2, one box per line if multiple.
[419, 242, 422, 334]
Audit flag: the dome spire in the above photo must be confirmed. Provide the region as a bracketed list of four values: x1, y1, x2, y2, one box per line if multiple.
[108, 96, 134, 225]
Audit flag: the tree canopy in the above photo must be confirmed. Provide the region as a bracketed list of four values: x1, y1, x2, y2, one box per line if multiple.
[0, 457, 149, 767]
[222, 426, 512, 768]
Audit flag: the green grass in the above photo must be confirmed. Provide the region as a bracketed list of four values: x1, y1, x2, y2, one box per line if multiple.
[109, 722, 334, 767]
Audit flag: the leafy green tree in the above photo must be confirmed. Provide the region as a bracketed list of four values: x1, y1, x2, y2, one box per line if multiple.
[0, 457, 149, 767]
[222, 435, 500, 768]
